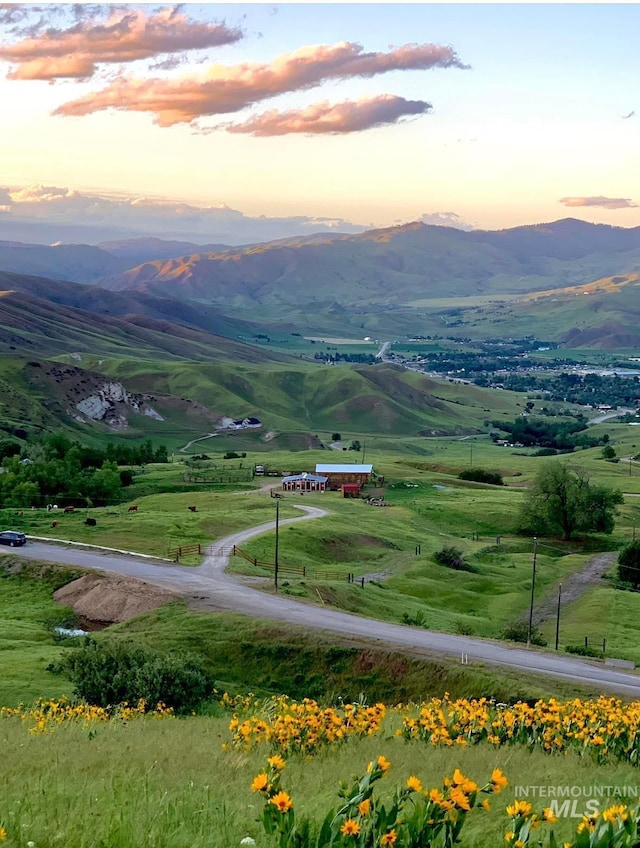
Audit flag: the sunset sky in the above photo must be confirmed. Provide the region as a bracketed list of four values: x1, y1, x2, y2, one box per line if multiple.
[1, 3, 639, 243]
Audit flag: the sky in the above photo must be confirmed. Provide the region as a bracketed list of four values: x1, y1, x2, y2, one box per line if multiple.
[0, 2, 639, 244]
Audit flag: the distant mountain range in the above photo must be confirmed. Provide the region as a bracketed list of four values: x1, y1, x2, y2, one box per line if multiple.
[3, 216, 640, 442]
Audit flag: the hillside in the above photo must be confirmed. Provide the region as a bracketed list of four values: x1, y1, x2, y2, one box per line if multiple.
[101, 219, 640, 308]
[0, 270, 263, 342]
[433, 271, 640, 349]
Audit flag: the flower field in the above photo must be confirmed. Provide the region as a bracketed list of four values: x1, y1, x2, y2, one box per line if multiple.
[3, 693, 640, 847]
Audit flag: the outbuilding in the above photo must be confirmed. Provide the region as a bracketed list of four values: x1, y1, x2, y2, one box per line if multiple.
[315, 463, 373, 491]
[282, 472, 328, 492]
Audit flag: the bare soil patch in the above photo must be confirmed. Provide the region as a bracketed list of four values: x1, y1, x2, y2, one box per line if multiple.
[54, 573, 180, 625]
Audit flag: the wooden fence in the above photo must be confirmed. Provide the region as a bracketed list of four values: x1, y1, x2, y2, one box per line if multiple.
[168, 542, 361, 583]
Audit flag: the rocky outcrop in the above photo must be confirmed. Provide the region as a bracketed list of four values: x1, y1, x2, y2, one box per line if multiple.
[75, 381, 163, 429]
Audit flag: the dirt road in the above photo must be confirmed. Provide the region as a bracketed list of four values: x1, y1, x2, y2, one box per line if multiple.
[12, 506, 640, 696]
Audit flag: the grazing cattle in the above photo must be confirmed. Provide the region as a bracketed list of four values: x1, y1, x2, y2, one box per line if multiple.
[128, 505, 138, 513]
[63, 506, 75, 514]
[51, 521, 58, 528]
[46, 504, 52, 512]
[188, 505, 197, 512]
[17, 511, 23, 517]
[85, 517, 97, 526]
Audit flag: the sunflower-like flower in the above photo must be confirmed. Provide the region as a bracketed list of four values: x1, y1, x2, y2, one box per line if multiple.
[270, 791, 293, 812]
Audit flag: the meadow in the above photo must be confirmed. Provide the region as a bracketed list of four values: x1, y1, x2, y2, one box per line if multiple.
[3, 694, 640, 848]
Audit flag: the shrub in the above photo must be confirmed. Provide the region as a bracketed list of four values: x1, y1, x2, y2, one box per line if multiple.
[433, 546, 477, 573]
[501, 621, 547, 647]
[618, 540, 640, 588]
[60, 639, 214, 713]
[458, 468, 503, 485]
[401, 610, 427, 627]
[565, 644, 605, 659]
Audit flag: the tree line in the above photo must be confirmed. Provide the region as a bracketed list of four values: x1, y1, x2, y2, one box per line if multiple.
[0, 432, 168, 508]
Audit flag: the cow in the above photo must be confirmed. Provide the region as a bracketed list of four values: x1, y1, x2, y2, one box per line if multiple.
[63, 506, 75, 514]
[128, 505, 138, 513]
[51, 521, 58, 528]
[85, 517, 97, 526]
[188, 505, 197, 512]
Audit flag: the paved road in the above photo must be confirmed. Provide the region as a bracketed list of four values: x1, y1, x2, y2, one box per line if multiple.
[11, 505, 640, 696]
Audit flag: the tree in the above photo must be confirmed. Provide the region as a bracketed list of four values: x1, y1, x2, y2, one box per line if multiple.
[618, 540, 640, 588]
[349, 440, 361, 452]
[602, 445, 616, 459]
[331, 433, 341, 442]
[520, 462, 623, 540]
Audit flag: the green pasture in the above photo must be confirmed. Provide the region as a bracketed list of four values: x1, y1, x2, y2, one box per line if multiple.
[0, 562, 82, 706]
[3, 489, 300, 559]
[540, 582, 640, 666]
[2, 714, 639, 848]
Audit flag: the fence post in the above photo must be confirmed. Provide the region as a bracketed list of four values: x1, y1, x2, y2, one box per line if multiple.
[361, 577, 365, 588]
[603, 638, 606, 654]
[303, 566, 306, 577]
[585, 636, 588, 648]
[198, 543, 201, 554]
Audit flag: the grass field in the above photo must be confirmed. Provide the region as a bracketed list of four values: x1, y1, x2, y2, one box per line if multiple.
[2, 705, 640, 848]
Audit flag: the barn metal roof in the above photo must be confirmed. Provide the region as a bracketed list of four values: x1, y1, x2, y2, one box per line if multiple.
[315, 464, 373, 474]
[282, 472, 328, 483]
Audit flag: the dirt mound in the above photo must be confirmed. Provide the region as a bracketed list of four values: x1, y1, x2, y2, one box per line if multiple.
[54, 573, 180, 624]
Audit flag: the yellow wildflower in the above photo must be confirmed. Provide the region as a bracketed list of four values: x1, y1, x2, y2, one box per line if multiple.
[542, 807, 557, 823]
[267, 754, 286, 771]
[0, 827, 6, 842]
[506, 800, 533, 818]
[406, 775, 423, 793]
[491, 768, 508, 792]
[270, 791, 293, 812]
[251, 773, 269, 793]
[358, 798, 371, 816]
[340, 819, 361, 836]
[377, 755, 391, 773]
[428, 788, 445, 805]
[380, 830, 397, 846]
[450, 787, 471, 811]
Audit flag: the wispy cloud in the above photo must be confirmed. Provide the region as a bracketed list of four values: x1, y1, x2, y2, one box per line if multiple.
[560, 195, 638, 210]
[0, 6, 243, 80]
[55, 41, 468, 125]
[225, 94, 431, 136]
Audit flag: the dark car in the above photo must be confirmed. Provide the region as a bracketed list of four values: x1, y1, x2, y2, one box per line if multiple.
[0, 530, 26, 546]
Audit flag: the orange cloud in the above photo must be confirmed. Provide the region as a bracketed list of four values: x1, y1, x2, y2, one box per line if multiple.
[55, 41, 468, 125]
[225, 95, 431, 135]
[0, 6, 243, 80]
[560, 195, 638, 210]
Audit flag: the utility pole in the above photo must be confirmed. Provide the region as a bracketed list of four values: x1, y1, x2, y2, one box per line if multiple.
[362, 440, 366, 465]
[274, 497, 280, 592]
[470, 444, 473, 468]
[527, 537, 538, 646]
[555, 583, 562, 651]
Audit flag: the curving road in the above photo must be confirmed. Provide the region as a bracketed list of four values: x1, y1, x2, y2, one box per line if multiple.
[11, 504, 640, 697]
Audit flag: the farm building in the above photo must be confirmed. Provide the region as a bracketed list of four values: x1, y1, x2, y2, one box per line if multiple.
[282, 472, 328, 492]
[315, 463, 373, 491]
